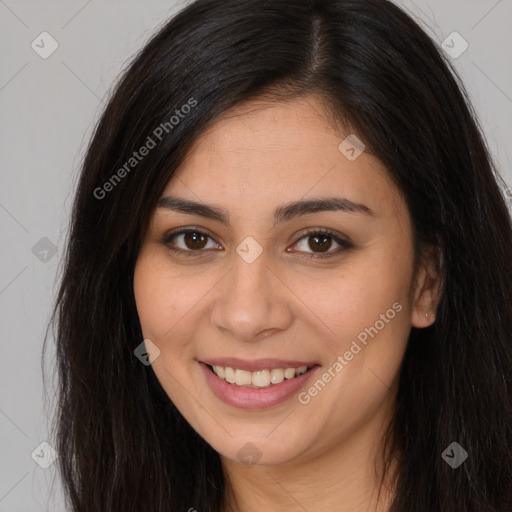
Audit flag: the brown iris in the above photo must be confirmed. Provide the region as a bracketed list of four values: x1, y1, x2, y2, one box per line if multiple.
[308, 234, 331, 253]
[184, 231, 208, 250]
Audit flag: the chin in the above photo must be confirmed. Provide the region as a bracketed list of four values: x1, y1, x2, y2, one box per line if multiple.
[208, 432, 308, 467]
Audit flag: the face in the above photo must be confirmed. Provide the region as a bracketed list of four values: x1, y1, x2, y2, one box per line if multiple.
[133, 94, 437, 467]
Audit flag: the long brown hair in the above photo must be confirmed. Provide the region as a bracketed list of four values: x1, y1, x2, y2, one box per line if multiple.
[43, 0, 512, 510]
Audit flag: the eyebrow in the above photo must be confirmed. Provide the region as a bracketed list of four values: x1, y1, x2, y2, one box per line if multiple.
[157, 194, 375, 228]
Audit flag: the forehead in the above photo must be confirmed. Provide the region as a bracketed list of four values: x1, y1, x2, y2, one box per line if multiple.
[179, 96, 344, 169]
[161, 95, 404, 221]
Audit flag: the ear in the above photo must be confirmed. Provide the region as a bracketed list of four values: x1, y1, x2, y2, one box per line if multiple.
[410, 246, 443, 328]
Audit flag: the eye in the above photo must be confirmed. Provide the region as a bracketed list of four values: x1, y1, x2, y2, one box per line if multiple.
[161, 228, 221, 257]
[288, 228, 353, 259]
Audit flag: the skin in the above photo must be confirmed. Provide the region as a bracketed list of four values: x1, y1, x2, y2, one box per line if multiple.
[133, 94, 442, 512]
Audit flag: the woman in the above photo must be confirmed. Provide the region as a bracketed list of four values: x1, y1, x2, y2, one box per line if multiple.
[43, 0, 512, 510]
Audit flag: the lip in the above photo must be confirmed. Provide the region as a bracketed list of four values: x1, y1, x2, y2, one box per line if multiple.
[199, 357, 319, 372]
[199, 361, 321, 409]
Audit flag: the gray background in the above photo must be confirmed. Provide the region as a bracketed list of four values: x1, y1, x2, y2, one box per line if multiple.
[0, 1, 511, 510]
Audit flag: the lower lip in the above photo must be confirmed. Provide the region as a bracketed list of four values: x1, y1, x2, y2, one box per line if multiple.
[199, 362, 320, 409]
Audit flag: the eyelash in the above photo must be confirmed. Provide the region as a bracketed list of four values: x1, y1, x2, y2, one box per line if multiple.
[160, 227, 353, 260]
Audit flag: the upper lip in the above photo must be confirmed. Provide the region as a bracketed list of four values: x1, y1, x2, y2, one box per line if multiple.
[199, 357, 319, 372]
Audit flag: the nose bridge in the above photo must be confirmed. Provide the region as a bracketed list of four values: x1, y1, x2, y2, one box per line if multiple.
[211, 243, 293, 341]
[231, 257, 266, 304]
[229, 233, 271, 299]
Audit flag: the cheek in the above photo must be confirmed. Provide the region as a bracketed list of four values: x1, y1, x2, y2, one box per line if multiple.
[133, 252, 184, 342]
[297, 269, 411, 437]
[295, 249, 412, 343]
[292, 240, 414, 406]
[133, 251, 216, 350]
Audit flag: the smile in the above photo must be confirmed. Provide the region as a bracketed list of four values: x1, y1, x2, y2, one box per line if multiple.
[198, 361, 320, 409]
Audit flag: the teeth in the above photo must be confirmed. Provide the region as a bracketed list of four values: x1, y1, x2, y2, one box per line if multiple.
[211, 365, 310, 388]
[284, 368, 295, 379]
[224, 367, 236, 384]
[270, 368, 284, 384]
[235, 369, 252, 386]
[296, 366, 308, 375]
[252, 370, 270, 387]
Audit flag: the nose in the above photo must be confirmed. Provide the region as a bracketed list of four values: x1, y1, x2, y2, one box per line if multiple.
[210, 251, 294, 343]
